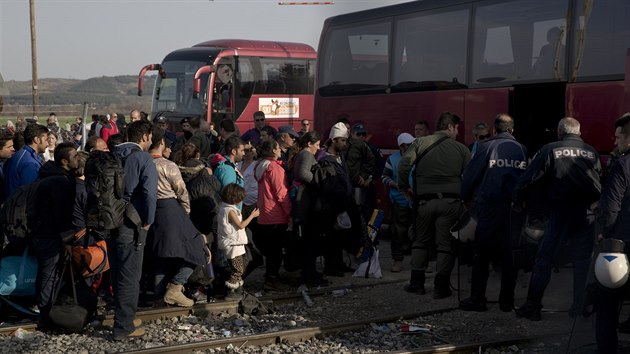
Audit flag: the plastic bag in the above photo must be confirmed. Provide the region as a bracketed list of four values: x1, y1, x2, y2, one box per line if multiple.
[353, 248, 382, 279]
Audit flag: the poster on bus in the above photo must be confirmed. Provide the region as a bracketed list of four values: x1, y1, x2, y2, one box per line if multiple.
[258, 98, 299, 118]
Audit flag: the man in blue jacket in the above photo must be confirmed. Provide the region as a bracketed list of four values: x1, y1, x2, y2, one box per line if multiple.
[4, 124, 48, 199]
[110, 120, 158, 340]
[459, 114, 528, 312]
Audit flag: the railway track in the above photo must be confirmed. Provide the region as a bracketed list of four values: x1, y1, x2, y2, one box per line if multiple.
[124, 307, 460, 354]
[0, 278, 407, 336]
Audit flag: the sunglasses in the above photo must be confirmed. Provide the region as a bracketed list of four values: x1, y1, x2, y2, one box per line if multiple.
[255, 119, 265, 122]
[356, 132, 367, 137]
[477, 134, 491, 140]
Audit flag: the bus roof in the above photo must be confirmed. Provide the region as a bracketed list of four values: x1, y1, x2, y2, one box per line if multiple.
[324, 0, 471, 25]
[193, 39, 315, 54]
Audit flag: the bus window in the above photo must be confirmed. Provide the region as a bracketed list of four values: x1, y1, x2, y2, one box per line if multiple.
[472, 0, 567, 84]
[238, 57, 314, 96]
[572, 0, 630, 80]
[153, 60, 208, 115]
[392, 7, 469, 91]
[319, 20, 390, 96]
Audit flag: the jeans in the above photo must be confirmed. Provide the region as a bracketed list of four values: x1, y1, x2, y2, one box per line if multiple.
[107, 223, 146, 337]
[253, 224, 286, 278]
[154, 258, 194, 298]
[31, 238, 64, 326]
[390, 203, 412, 262]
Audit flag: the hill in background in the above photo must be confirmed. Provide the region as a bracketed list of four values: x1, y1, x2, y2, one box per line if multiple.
[0, 75, 155, 119]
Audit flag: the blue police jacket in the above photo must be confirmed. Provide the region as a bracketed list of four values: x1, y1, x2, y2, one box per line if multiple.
[461, 132, 528, 204]
[513, 134, 601, 206]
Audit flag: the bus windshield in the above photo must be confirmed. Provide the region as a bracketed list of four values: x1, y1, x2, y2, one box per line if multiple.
[152, 60, 209, 116]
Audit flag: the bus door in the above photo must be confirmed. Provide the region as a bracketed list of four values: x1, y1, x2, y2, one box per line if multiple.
[210, 58, 236, 124]
[512, 82, 565, 156]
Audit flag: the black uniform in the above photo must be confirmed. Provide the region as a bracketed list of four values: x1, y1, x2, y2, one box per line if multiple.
[460, 132, 528, 310]
[513, 133, 601, 319]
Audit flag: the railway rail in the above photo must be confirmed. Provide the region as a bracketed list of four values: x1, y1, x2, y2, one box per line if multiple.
[0, 278, 407, 336]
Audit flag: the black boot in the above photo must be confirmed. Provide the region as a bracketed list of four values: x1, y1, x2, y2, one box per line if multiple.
[433, 273, 452, 299]
[404, 270, 426, 294]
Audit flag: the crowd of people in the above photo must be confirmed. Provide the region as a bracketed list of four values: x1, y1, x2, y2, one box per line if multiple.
[0, 108, 628, 352]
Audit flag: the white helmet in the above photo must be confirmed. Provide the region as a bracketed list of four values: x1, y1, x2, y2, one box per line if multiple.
[450, 210, 476, 242]
[595, 239, 629, 289]
[524, 215, 547, 244]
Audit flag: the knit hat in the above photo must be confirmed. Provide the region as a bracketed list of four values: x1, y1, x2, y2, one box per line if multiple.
[329, 122, 349, 140]
[397, 133, 415, 146]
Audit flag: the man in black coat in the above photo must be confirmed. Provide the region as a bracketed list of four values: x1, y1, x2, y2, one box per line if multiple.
[31, 142, 78, 329]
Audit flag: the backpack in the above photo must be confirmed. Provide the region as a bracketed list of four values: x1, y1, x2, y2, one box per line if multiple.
[0, 180, 42, 239]
[84, 150, 127, 230]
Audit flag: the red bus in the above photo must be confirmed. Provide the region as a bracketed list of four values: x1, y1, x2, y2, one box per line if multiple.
[315, 0, 630, 156]
[138, 39, 316, 132]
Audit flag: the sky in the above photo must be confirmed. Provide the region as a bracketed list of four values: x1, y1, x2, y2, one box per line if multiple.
[0, 0, 410, 81]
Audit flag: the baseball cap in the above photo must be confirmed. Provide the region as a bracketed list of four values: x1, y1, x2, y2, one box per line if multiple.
[154, 116, 167, 123]
[278, 125, 299, 138]
[397, 133, 415, 146]
[351, 123, 366, 134]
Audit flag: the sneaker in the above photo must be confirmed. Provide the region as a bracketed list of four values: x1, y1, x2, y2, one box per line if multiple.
[515, 302, 542, 321]
[113, 327, 145, 341]
[102, 318, 142, 328]
[391, 261, 403, 273]
[403, 283, 426, 295]
[459, 297, 487, 312]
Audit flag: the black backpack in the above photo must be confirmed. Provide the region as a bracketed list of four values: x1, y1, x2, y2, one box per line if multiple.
[84, 151, 128, 230]
[0, 180, 42, 239]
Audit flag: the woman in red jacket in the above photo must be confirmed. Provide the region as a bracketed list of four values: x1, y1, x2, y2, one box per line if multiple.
[254, 140, 291, 291]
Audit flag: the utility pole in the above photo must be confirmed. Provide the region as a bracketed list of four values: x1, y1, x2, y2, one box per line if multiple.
[29, 0, 39, 119]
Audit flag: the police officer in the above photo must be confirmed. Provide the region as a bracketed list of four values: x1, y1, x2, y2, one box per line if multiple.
[594, 113, 630, 353]
[398, 111, 470, 298]
[460, 114, 527, 312]
[512, 117, 601, 321]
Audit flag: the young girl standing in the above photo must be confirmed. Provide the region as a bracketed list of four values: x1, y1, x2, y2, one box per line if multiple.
[218, 183, 259, 299]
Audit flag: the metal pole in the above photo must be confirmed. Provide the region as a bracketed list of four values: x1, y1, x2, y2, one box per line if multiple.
[29, 0, 39, 119]
[81, 102, 89, 150]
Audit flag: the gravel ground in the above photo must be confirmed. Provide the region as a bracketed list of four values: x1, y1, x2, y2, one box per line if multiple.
[1, 240, 629, 353]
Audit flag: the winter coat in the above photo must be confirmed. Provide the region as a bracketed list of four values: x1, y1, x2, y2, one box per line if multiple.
[179, 159, 221, 235]
[35, 161, 76, 240]
[113, 142, 158, 226]
[255, 158, 291, 225]
[4, 145, 43, 199]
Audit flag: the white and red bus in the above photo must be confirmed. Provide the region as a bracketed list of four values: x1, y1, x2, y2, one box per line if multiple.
[139, 39, 316, 132]
[315, 0, 630, 156]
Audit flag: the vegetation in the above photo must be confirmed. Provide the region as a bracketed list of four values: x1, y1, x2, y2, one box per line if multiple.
[0, 75, 155, 119]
